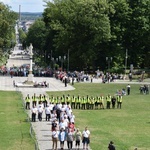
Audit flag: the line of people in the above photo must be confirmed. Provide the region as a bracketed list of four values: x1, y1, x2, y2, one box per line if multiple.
[25, 93, 123, 111]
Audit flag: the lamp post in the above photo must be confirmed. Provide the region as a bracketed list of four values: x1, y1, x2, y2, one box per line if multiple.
[106, 57, 112, 71]
[67, 49, 69, 72]
[125, 49, 128, 75]
[59, 55, 66, 71]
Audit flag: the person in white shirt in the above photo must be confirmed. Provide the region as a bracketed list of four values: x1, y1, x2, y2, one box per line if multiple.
[38, 105, 43, 121]
[52, 127, 59, 150]
[49, 102, 54, 113]
[69, 112, 75, 123]
[82, 127, 90, 150]
[58, 128, 66, 150]
[51, 110, 57, 122]
[59, 119, 66, 130]
[45, 105, 51, 121]
[31, 105, 37, 122]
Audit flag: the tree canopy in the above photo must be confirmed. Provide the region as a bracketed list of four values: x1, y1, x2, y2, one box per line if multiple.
[26, 0, 150, 71]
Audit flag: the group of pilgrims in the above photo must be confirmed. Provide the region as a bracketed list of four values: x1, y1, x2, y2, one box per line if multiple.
[25, 93, 91, 150]
[25, 92, 121, 150]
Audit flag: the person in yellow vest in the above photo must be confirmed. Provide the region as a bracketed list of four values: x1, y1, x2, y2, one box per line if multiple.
[83, 96, 86, 110]
[32, 93, 37, 107]
[25, 94, 30, 109]
[81, 96, 86, 110]
[86, 95, 90, 109]
[61, 96, 65, 105]
[100, 95, 105, 109]
[66, 95, 70, 105]
[94, 96, 98, 109]
[38, 94, 42, 104]
[63, 95, 66, 104]
[96, 96, 100, 109]
[51, 96, 55, 106]
[71, 95, 76, 109]
[54, 96, 57, 105]
[117, 95, 123, 109]
[106, 94, 111, 109]
[90, 96, 95, 109]
[43, 94, 48, 108]
[76, 95, 81, 109]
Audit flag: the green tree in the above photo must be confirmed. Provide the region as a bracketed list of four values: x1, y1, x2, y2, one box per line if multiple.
[0, 2, 17, 48]
[124, 0, 150, 68]
[26, 19, 49, 66]
[0, 2, 17, 65]
[43, 0, 111, 70]
[18, 28, 27, 49]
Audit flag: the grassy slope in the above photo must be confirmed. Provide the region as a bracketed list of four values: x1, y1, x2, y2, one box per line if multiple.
[0, 91, 34, 150]
[47, 83, 150, 150]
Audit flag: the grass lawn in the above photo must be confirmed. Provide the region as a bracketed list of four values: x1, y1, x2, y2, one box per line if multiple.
[47, 83, 150, 150]
[0, 91, 34, 150]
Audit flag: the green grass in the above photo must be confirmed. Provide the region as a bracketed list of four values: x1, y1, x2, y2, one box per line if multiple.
[47, 83, 150, 150]
[0, 91, 34, 150]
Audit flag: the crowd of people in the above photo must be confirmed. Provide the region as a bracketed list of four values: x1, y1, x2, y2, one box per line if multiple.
[139, 84, 149, 94]
[25, 93, 91, 150]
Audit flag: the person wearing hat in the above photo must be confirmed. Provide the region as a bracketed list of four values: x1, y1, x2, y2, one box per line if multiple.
[108, 141, 116, 150]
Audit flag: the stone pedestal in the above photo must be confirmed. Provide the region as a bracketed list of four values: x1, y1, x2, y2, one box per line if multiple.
[27, 73, 34, 83]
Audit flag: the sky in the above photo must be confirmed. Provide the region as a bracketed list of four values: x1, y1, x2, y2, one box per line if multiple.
[0, 0, 48, 12]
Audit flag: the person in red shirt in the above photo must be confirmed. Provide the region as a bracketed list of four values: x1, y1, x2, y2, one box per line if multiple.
[68, 122, 75, 132]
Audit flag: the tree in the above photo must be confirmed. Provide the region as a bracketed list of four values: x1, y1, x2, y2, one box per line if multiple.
[0, 2, 17, 49]
[43, 0, 111, 70]
[26, 19, 49, 66]
[123, 0, 150, 68]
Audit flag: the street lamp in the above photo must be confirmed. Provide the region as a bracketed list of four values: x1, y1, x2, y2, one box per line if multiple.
[106, 57, 112, 71]
[59, 55, 66, 71]
[125, 49, 128, 75]
[67, 49, 69, 72]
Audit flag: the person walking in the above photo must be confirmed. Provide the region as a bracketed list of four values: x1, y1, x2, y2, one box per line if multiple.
[75, 128, 82, 150]
[82, 127, 90, 150]
[108, 141, 116, 150]
[52, 127, 59, 150]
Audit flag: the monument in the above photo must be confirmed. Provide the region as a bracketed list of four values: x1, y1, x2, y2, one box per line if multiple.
[27, 43, 34, 83]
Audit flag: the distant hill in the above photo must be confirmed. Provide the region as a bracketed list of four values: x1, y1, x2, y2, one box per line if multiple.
[19, 12, 43, 21]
